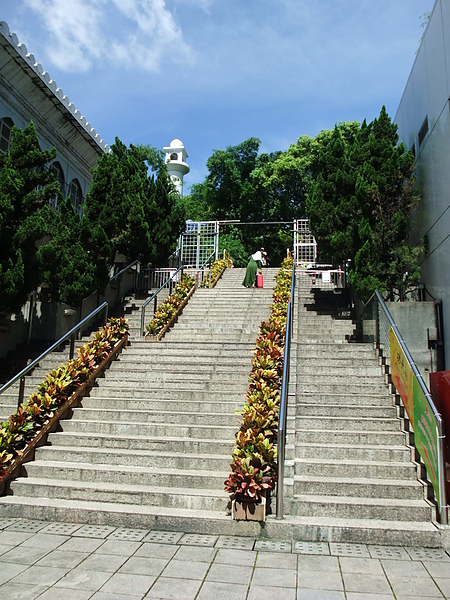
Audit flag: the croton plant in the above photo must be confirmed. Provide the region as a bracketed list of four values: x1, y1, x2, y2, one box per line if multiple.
[224, 255, 294, 504]
[0, 317, 129, 478]
[145, 273, 196, 336]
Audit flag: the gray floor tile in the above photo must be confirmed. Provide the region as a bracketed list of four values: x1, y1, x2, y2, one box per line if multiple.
[252, 565, 297, 588]
[73, 524, 116, 539]
[214, 547, 257, 566]
[38, 522, 84, 536]
[368, 545, 410, 560]
[298, 555, 340, 573]
[6, 519, 48, 533]
[54, 567, 112, 591]
[0, 530, 34, 545]
[0, 560, 28, 584]
[329, 543, 370, 558]
[381, 558, 429, 577]
[423, 560, 450, 578]
[9, 564, 69, 586]
[145, 575, 201, 599]
[254, 540, 292, 553]
[37, 587, 94, 600]
[179, 533, 218, 547]
[0, 518, 21, 529]
[135, 542, 178, 559]
[297, 592, 345, 600]
[100, 572, 156, 596]
[206, 563, 253, 585]
[385, 574, 443, 597]
[174, 544, 217, 562]
[298, 569, 343, 591]
[216, 536, 255, 550]
[346, 594, 394, 600]
[342, 572, 392, 595]
[433, 578, 450, 596]
[196, 580, 249, 600]
[248, 583, 297, 600]
[58, 536, 106, 553]
[76, 552, 128, 573]
[118, 555, 170, 576]
[91, 593, 142, 600]
[405, 547, 450, 561]
[339, 556, 384, 575]
[0, 581, 48, 599]
[35, 549, 89, 569]
[294, 541, 330, 556]
[0, 544, 51, 565]
[21, 533, 69, 549]
[143, 530, 183, 545]
[255, 551, 297, 570]
[94, 539, 142, 556]
[107, 527, 149, 542]
[161, 559, 210, 580]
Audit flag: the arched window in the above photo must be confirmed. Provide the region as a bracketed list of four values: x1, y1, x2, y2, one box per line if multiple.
[170, 152, 178, 161]
[68, 178, 83, 216]
[49, 161, 65, 210]
[0, 117, 14, 153]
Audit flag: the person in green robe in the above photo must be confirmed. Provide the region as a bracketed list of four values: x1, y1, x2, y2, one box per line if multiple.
[242, 250, 262, 287]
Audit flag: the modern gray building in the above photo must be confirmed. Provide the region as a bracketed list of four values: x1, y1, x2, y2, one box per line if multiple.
[395, 0, 450, 368]
[0, 21, 108, 214]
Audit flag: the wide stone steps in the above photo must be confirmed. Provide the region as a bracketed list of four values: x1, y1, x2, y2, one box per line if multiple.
[292, 457, 418, 480]
[292, 442, 411, 462]
[295, 428, 408, 445]
[296, 403, 398, 418]
[287, 494, 433, 522]
[294, 415, 401, 432]
[80, 398, 243, 413]
[8, 479, 228, 511]
[46, 431, 234, 454]
[292, 475, 424, 499]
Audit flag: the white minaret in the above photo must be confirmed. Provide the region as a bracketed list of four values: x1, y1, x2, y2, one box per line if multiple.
[163, 138, 190, 195]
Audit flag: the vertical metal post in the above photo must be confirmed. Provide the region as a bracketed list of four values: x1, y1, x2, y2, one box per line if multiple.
[69, 334, 76, 360]
[154, 296, 158, 315]
[18, 376, 26, 408]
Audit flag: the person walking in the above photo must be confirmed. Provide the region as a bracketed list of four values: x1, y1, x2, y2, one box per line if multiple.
[242, 250, 262, 287]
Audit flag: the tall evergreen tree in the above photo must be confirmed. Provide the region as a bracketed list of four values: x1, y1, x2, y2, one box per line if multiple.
[0, 122, 59, 311]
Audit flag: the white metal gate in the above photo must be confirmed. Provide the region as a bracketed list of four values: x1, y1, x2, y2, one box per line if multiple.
[180, 220, 219, 267]
[293, 219, 317, 266]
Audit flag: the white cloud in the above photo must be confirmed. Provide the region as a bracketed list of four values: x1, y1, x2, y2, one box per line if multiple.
[23, 0, 192, 72]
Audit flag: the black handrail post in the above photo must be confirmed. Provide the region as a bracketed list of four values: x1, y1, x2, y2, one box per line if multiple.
[18, 376, 26, 409]
[154, 296, 158, 315]
[69, 334, 76, 360]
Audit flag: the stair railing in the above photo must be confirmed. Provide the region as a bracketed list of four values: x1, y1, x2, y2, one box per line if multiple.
[364, 291, 448, 525]
[276, 262, 296, 519]
[0, 302, 109, 409]
[195, 251, 216, 288]
[140, 265, 184, 337]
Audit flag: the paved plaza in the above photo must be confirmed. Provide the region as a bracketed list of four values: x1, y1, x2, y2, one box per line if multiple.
[0, 518, 450, 599]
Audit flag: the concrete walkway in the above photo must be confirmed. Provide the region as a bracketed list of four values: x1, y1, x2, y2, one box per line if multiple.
[0, 519, 450, 599]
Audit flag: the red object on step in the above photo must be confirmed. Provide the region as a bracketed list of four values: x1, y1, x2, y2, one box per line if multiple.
[256, 273, 263, 288]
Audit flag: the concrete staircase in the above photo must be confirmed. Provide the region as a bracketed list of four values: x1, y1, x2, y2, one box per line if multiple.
[0, 268, 278, 533]
[282, 271, 441, 546]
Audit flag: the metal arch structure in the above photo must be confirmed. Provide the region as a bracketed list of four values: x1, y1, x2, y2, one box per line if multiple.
[293, 219, 317, 267]
[179, 221, 219, 268]
[178, 218, 318, 268]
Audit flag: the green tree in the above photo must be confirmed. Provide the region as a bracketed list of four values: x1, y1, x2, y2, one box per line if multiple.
[82, 138, 185, 269]
[306, 108, 421, 300]
[0, 122, 59, 312]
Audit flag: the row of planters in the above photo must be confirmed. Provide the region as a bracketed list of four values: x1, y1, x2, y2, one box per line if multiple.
[0, 316, 129, 493]
[224, 255, 294, 520]
[145, 257, 233, 339]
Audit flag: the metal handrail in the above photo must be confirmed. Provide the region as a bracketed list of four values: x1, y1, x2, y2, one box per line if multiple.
[0, 302, 109, 409]
[140, 265, 184, 336]
[276, 262, 296, 519]
[374, 291, 448, 524]
[195, 250, 216, 288]
[110, 260, 140, 283]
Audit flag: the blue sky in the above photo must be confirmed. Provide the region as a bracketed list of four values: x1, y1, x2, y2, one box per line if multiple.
[2, 0, 435, 189]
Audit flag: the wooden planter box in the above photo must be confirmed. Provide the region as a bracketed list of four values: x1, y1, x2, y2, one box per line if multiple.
[232, 495, 266, 522]
[145, 285, 196, 342]
[0, 333, 128, 495]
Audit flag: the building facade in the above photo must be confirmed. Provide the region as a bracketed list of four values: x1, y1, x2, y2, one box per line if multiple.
[0, 21, 108, 214]
[395, 0, 450, 367]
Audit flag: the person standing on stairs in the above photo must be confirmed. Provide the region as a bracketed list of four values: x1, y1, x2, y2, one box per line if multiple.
[242, 250, 263, 287]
